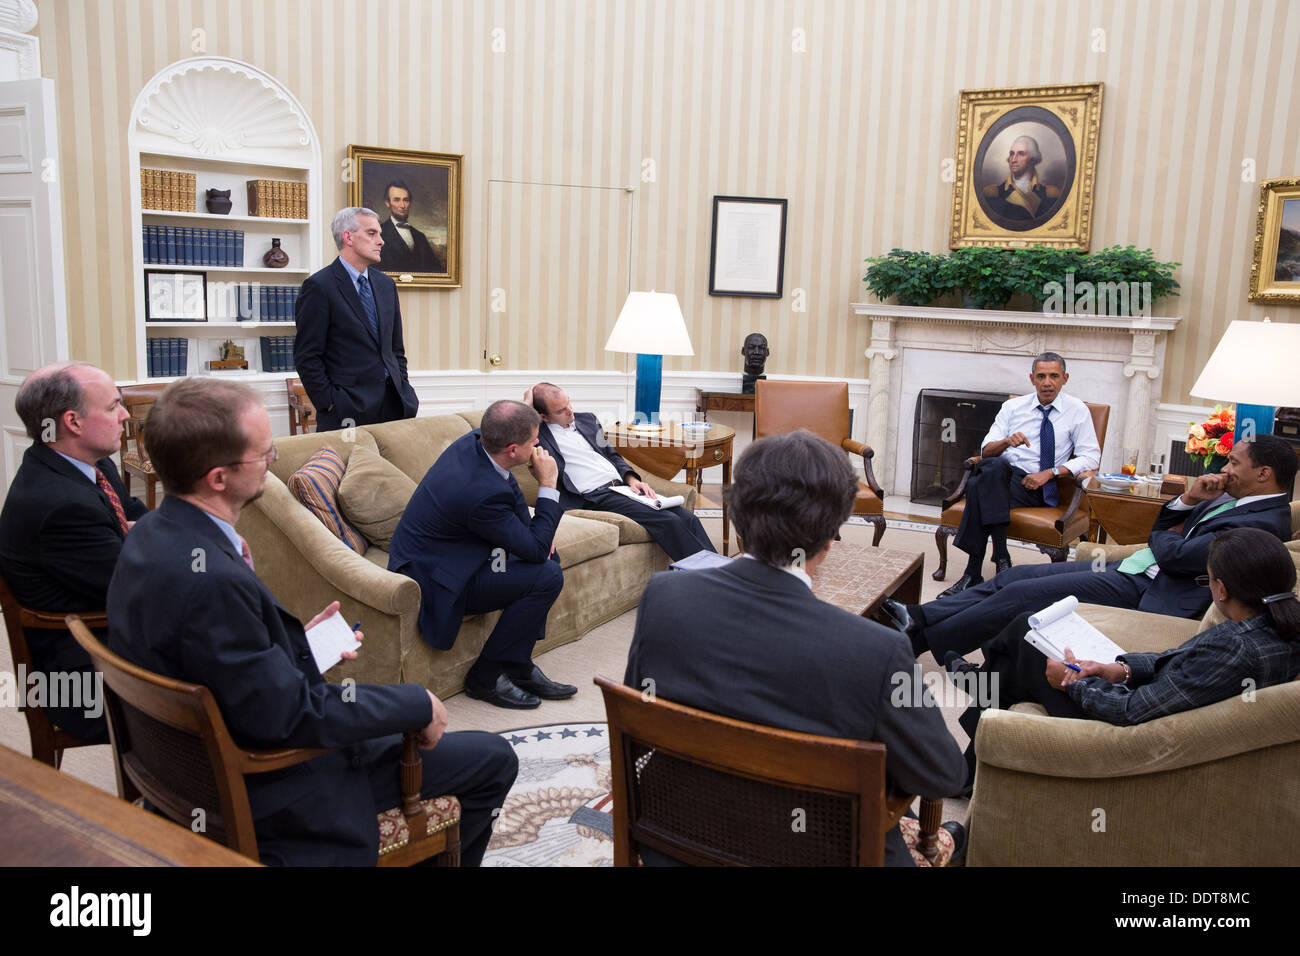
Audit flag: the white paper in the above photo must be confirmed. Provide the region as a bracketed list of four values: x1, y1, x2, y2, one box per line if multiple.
[607, 484, 685, 510]
[670, 549, 733, 571]
[1023, 596, 1126, 663]
[305, 610, 361, 674]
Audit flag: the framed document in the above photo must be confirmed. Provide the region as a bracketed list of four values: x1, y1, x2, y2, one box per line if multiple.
[145, 270, 207, 321]
[708, 196, 788, 298]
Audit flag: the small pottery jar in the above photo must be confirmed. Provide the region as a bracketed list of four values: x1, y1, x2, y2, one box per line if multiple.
[263, 238, 289, 268]
[205, 188, 233, 214]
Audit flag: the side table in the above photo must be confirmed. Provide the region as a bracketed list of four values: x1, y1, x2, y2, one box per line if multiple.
[607, 422, 736, 555]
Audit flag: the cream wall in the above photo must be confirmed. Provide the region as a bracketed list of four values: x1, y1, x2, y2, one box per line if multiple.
[33, 0, 1300, 403]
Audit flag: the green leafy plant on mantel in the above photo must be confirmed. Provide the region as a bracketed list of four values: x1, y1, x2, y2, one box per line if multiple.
[863, 245, 1180, 311]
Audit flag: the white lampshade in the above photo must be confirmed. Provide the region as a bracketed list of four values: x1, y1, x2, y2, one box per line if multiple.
[1189, 319, 1300, 406]
[604, 291, 694, 356]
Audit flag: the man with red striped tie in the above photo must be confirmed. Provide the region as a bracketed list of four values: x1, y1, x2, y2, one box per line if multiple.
[0, 362, 147, 742]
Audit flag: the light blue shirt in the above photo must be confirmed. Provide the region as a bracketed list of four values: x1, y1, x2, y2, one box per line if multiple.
[338, 255, 370, 297]
[204, 511, 244, 557]
[53, 449, 97, 484]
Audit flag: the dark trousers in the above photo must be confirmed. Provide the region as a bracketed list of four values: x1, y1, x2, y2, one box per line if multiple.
[957, 611, 1088, 782]
[463, 552, 563, 682]
[915, 559, 1150, 660]
[580, 488, 716, 561]
[954, 456, 1045, 559]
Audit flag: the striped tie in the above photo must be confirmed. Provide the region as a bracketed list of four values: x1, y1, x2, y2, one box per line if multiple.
[96, 468, 130, 535]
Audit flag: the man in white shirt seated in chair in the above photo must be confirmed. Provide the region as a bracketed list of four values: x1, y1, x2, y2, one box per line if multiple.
[939, 351, 1100, 597]
[527, 382, 715, 562]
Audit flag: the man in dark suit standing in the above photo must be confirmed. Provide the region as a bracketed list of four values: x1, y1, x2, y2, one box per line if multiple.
[885, 434, 1297, 663]
[377, 180, 445, 274]
[294, 207, 419, 432]
[0, 362, 148, 742]
[389, 400, 577, 710]
[528, 382, 715, 561]
[107, 378, 515, 865]
[625, 430, 967, 865]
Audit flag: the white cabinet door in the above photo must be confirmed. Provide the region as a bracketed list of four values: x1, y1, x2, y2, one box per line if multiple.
[0, 77, 67, 491]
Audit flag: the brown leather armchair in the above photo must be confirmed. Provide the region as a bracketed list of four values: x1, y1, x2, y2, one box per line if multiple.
[933, 401, 1109, 580]
[754, 381, 887, 546]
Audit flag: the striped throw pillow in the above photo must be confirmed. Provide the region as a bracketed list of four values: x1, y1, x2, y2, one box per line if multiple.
[287, 446, 367, 553]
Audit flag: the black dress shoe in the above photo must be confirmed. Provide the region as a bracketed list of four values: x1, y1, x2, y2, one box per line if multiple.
[880, 598, 918, 637]
[940, 821, 968, 865]
[937, 574, 982, 598]
[510, 665, 578, 700]
[943, 651, 981, 676]
[465, 674, 541, 709]
[993, 557, 1012, 576]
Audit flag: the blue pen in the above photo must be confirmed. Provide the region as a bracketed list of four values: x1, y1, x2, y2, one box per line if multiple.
[351, 621, 362, 632]
[1062, 660, 1081, 672]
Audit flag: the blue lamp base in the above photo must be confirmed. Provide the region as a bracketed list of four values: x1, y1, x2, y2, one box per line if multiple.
[632, 353, 663, 428]
[1235, 403, 1276, 441]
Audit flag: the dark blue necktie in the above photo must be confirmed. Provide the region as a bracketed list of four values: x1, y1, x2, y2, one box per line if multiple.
[356, 273, 380, 342]
[1038, 405, 1058, 507]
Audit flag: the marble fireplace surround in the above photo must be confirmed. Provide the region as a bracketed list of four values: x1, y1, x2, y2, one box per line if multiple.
[851, 304, 1181, 498]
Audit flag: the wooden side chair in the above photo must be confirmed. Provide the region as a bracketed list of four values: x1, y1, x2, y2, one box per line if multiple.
[118, 382, 168, 509]
[754, 380, 888, 546]
[67, 617, 460, 866]
[596, 677, 949, 866]
[933, 401, 1110, 581]
[286, 377, 317, 435]
[0, 572, 105, 768]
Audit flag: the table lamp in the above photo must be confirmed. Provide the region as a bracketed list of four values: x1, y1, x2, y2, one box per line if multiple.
[1189, 318, 1300, 440]
[604, 291, 694, 431]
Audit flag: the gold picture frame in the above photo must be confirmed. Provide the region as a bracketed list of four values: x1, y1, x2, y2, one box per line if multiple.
[950, 82, 1103, 250]
[347, 145, 462, 288]
[1248, 177, 1300, 305]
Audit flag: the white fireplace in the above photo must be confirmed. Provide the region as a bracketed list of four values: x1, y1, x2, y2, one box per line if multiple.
[851, 303, 1181, 498]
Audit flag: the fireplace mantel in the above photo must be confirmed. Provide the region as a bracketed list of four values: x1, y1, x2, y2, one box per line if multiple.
[851, 302, 1182, 496]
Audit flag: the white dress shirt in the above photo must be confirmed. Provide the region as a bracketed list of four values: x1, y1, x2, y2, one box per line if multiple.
[546, 422, 621, 493]
[980, 392, 1101, 476]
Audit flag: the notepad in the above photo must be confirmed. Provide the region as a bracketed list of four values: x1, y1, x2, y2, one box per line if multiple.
[1023, 596, 1126, 663]
[305, 610, 362, 674]
[607, 484, 686, 510]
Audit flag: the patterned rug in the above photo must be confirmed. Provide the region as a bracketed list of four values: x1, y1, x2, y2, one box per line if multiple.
[483, 722, 615, 867]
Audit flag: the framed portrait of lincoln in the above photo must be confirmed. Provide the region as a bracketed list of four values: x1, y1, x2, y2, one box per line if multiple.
[950, 83, 1103, 250]
[347, 145, 462, 288]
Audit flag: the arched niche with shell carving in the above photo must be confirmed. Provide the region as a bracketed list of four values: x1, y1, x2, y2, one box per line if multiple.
[127, 57, 322, 383]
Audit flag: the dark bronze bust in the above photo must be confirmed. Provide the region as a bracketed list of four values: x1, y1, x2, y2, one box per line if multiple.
[741, 332, 769, 394]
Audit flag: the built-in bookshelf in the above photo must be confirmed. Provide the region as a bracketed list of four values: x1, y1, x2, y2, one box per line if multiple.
[127, 57, 323, 381]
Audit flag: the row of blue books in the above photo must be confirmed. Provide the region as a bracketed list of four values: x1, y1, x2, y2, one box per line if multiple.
[206, 283, 301, 322]
[144, 225, 245, 267]
[147, 338, 189, 377]
[259, 336, 297, 373]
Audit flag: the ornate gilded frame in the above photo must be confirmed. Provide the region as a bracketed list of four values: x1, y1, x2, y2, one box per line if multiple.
[950, 83, 1103, 250]
[347, 144, 462, 288]
[1248, 177, 1300, 304]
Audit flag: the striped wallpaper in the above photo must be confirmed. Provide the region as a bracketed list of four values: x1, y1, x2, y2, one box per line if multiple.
[33, 0, 1300, 403]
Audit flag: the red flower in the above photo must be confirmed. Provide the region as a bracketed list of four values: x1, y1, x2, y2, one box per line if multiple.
[1217, 433, 1234, 455]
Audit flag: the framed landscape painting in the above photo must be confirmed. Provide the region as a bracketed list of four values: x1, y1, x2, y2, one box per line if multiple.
[1249, 177, 1300, 305]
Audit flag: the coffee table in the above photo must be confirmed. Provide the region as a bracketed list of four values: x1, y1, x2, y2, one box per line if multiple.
[811, 542, 924, 618]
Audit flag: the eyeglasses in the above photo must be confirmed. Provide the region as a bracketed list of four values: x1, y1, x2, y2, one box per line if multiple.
[219, 446, 278, 469]
[1195, 575, 1211, 587]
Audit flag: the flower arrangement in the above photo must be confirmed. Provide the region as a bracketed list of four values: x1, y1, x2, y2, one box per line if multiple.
[1186, 406, 1235, 467]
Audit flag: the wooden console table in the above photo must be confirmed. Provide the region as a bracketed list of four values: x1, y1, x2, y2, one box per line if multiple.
[695, 389, 756, 438]
[607, 422, 735, 555]
[1085, 475, 1185, 545]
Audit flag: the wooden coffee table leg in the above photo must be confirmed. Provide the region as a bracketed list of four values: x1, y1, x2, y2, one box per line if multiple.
[721, 458, 731, 556]
[892, 556, 924, 606]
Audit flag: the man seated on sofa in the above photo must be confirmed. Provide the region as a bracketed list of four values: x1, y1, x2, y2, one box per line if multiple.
[389, 400, 577, 710]
[625, 430, 967, 865]
[0, 362, 148, 743]
[527, 382, 715, 562]
[107, 378, 516, 865]
[883, 433, 1297, 664]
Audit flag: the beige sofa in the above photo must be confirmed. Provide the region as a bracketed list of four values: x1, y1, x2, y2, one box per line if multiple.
[967, 507, 1300, 866]
[236, 411, 697, 699]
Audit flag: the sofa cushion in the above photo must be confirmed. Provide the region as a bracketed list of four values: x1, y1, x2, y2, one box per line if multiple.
[287, 446, 367, 553]
[566, 508, 655, 545]
[337, 445, 418, 550]
[365, 417, 472, 484]
[553, 513, 620, 569]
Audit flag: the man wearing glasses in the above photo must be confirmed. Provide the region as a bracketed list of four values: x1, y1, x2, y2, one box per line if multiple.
[106, 378, 516, 866]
